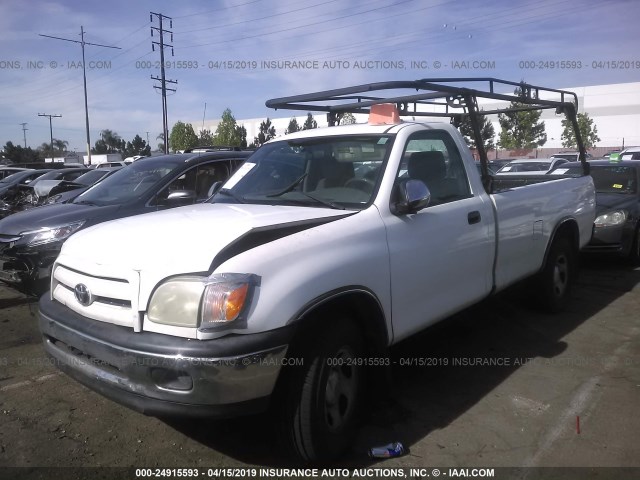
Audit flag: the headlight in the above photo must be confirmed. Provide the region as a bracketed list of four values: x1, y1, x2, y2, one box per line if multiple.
[21, 221, 85, 247]
[147, 273, 259, 330]
[594, 210, 627, 227]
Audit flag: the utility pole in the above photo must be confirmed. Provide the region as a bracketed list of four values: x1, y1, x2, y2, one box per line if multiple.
[151, 12, 177, 154]
[20, 123, 28, 148]
[39, 27, 121, 165]
[38, 113, 61, 161]
[146, 131, 150, 145]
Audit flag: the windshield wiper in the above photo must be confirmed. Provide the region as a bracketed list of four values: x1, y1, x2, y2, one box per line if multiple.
[266, 173, 308, 197]
[297, 191, 345, 210]
[216, 188, 246, 203]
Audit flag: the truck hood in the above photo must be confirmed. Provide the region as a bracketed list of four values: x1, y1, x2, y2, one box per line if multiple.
[62, 203, 352, 274]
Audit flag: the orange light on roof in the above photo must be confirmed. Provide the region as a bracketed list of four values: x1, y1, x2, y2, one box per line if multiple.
[368, 103, 400, 125]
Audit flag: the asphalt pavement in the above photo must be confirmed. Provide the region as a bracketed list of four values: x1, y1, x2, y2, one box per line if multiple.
[0, 258, 638, 477]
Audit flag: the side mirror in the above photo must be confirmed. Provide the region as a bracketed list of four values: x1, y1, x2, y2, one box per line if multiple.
[394, 179, 431, 214]
[206, 181, 223, 199]
[164, 190, 197, 206]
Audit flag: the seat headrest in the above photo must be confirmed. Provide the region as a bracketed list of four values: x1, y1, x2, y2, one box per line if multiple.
[408, 151, 446, 181]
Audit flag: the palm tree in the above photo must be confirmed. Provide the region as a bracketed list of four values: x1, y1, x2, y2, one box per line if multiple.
[100, 129, 123, 153]
[53, 138, 69, 156]
[39, 142, 53, 158]
[156, 132, 165, 152]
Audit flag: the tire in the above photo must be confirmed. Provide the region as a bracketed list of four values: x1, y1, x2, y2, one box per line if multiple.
[536, 235, 575, 312]
[628, 224, 640, 267]
[276, 318, 364, 463]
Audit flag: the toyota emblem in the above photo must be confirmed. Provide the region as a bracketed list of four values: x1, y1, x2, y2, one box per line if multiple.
[74, 283, 94, 306]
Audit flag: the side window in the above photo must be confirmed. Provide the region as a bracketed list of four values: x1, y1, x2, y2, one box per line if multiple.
[194, 162, 230, 200]
[396, 130, 471, 206]
[153, 162, 232, 205]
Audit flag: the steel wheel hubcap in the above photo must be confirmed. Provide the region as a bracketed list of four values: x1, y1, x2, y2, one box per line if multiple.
[553, 253, 569, 296]
[324, 347, 358, 432]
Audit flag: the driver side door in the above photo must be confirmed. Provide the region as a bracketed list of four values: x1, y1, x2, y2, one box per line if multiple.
[382, 130, 495, 341]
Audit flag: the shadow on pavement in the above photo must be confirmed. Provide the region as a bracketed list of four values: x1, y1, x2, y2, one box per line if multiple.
[164, 260, 640, 466]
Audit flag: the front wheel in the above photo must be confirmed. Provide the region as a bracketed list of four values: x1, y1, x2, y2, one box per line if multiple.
[628, 224, 640, 267]
[276, 318, 364, 462]
[536, 236, 575, 312]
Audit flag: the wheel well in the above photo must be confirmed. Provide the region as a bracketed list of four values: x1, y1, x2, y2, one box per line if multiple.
[288, 290, 389, 358]
[542, 219, 580, 270]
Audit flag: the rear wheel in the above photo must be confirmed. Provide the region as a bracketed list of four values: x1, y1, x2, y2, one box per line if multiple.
[276, 318, 364, 462]
[536, 235, 575, 312]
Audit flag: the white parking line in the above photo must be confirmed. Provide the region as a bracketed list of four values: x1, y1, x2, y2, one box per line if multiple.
[521, 337, 634, 470]
[522, 376, 600, 469]
[0, 372, 62, 392]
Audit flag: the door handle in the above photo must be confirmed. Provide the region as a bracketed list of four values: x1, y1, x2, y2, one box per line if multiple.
[468, 211, 481, 224]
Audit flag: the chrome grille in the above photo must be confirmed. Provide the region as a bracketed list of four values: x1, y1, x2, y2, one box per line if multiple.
[52, 263, 138, 328]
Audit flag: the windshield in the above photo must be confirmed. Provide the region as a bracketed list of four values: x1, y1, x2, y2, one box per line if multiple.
[0, 170, 36, 184]
[214, 135, 392, 209]
[73, 169, 111, 186]
[499, 162, 551, 173]
[551, 154, 578, 161]
[553, 165, 637, 194]
[33, 170, 66, 181]
[74, 158, 182, 206]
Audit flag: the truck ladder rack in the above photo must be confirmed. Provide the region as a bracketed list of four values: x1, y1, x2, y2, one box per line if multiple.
[266, 78, 589, 191]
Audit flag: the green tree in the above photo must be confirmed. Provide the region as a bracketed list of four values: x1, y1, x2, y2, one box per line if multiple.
[236, 125, 247, 148]
[124, 134, 151, 157]
[2, 141, 40, 163]
[212, 108, 243, 147]
[253, 118, 276, 146]
[38, 142, 55, 157]
[285, 117, 300, 134]
[302, 112, 317, 130]
[169, 121, 198, 152]
[497, 88, 547, 149]
[53, 138, 69, 155]
[339, 112, 357, 125]
[198, 129, 214, 146]
[156, 132, 165, 152]
[560, 112, 601, 149]
[92, 129, 125, 154]
[457, 112, 496, 150]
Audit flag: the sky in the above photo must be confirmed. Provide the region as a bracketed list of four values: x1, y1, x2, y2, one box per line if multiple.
[0, 0, 639, 153]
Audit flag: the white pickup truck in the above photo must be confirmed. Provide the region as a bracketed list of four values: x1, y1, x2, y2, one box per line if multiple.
[38, 79, 595, 462]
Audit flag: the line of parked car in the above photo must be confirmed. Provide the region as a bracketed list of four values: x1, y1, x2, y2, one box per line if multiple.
[0, 150, 251, 295]
[488, 149, 640, 265]
[0, 144, 639, 297]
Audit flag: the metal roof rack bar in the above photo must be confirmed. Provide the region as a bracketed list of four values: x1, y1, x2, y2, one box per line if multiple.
[265, 77, 587, 191]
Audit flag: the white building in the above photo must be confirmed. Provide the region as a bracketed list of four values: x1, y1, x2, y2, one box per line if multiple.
[196, 81, 640, 154]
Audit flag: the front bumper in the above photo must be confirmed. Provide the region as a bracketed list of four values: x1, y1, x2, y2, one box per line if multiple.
[0, 247, 57, 293]
[39, 295, 295, 418]
[582, 223, 635, 257]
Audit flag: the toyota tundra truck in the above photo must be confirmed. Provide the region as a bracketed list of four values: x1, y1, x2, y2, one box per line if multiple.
[38, 79, 596, 462]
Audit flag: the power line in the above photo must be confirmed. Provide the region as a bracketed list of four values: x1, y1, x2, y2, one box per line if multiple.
[173, 0, 262, 19]
[37, 113, 61, 159]
[174, 0, 341, 35]
[38, 26, 121, 165]
[176, 0, 416, 49]
[151, 12, 177, 154]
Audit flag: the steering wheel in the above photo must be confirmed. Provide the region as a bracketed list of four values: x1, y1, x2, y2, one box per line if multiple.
[344, 177, 375, 193]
